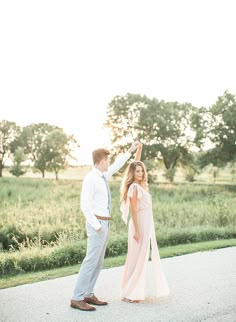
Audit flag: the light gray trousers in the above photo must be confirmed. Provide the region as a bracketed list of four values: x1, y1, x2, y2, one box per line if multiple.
[72, 220, 109, 300]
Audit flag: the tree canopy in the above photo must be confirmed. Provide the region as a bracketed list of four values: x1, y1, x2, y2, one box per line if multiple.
[105, 93, 202, 181]
[198, 91, 236, 167]
[0, 120, 21, 177]
[1, 122, 79, 179]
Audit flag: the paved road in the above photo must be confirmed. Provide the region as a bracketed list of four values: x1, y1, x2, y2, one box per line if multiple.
[0, 247, 236, 322]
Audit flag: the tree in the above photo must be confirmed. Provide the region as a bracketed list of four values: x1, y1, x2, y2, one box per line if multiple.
[230, 162, 236, 182]
[190, 106, 211, 149]
[208, 164, 220, 184]
[0, 120, 21, 177]
[211, 91, 236, 164]
[198, 91, 236, 167]
[13, 123, 79, 178]
[9, 147, 26, 177]
[12, 123, 59, 178]
[45, 129, 78, 180]
[105, 93, 144, 154]
[105, 93, 201, 182]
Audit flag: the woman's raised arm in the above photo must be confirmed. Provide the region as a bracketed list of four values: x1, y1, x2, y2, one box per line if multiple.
[134, 143, 143, 161]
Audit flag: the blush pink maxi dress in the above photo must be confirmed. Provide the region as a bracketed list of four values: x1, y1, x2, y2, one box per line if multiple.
[120, 183, 169, 301]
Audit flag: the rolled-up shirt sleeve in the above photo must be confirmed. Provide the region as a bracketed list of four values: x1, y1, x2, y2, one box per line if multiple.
[80, 176, 102, 230]
[106, 151, 131, 180]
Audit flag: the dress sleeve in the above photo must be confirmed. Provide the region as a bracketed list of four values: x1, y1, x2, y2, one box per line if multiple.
[120, 183, 144, 224]
[127, 183, 145, 199]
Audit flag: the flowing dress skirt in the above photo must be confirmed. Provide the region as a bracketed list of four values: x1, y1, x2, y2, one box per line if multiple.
[121, 184, 169, 301]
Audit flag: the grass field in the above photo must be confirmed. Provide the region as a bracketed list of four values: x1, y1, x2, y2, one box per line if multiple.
[0, 166, 235, 279]
[1, 176, 236, 250]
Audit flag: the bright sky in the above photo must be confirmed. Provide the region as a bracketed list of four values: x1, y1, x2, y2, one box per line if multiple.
[0, 0, 235, 164]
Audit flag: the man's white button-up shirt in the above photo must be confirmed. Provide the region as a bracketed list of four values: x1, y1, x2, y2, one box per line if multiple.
[80, 151, 131, 230]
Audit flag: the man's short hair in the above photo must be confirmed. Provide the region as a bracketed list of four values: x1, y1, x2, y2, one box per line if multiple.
[92, 148, 110, 165]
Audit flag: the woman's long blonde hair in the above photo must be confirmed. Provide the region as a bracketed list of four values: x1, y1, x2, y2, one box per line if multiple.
[120, 161, 148, 202]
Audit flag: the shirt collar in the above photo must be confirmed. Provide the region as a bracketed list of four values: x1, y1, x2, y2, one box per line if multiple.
[93, 167, 104, 177]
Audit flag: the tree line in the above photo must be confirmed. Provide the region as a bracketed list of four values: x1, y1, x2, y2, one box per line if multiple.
[0, 123, 79, 179]
[1, 90, 236, 181]
[105, 90, 236, 182]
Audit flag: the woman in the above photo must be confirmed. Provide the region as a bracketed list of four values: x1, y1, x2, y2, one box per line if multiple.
[120, 143, 169, 302]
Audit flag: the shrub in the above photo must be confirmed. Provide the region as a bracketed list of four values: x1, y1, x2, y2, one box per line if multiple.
[1, 227, 236, 277]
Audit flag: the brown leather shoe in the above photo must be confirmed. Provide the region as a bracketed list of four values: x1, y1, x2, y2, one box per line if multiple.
[70, 299, 96, 311]
[84, 295, 108, 306]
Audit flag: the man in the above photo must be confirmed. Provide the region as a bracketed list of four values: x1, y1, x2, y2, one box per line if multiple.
[71, 141, 139, 311]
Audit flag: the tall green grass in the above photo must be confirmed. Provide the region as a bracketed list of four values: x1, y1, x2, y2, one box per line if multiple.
[0, 178, 236, 250]
[0, 177, 235, 276]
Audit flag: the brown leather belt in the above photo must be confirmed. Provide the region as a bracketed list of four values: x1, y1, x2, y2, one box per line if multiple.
[95, 215, 111, 221]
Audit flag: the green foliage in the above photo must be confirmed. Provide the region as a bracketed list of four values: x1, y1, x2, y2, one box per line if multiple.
[0, 120, 21, 177]
[0, 178, 84, 249]
[185, 168, 196, 182]
[43, 129, 78, 180]
[0, 228, 235, 277]
[156, 227, 236, 247]
[10, 123, 79, 179]
[106, 235, 128, 257]
[105, 93, 203, 182]
[209, 165, 220, 183]
[0, 241, 87, 276]
[199, 91, 236, 167]
[9, 147, 26, 177]
[105, 91, 236, 181]
[230, 165, 236, 182]
[163, 167, 176, 183]
[0, 178, 235, 276]
[9, 166, 26, 177]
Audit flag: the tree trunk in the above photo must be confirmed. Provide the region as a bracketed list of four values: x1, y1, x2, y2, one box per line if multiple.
[0, 160, 3, 177]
